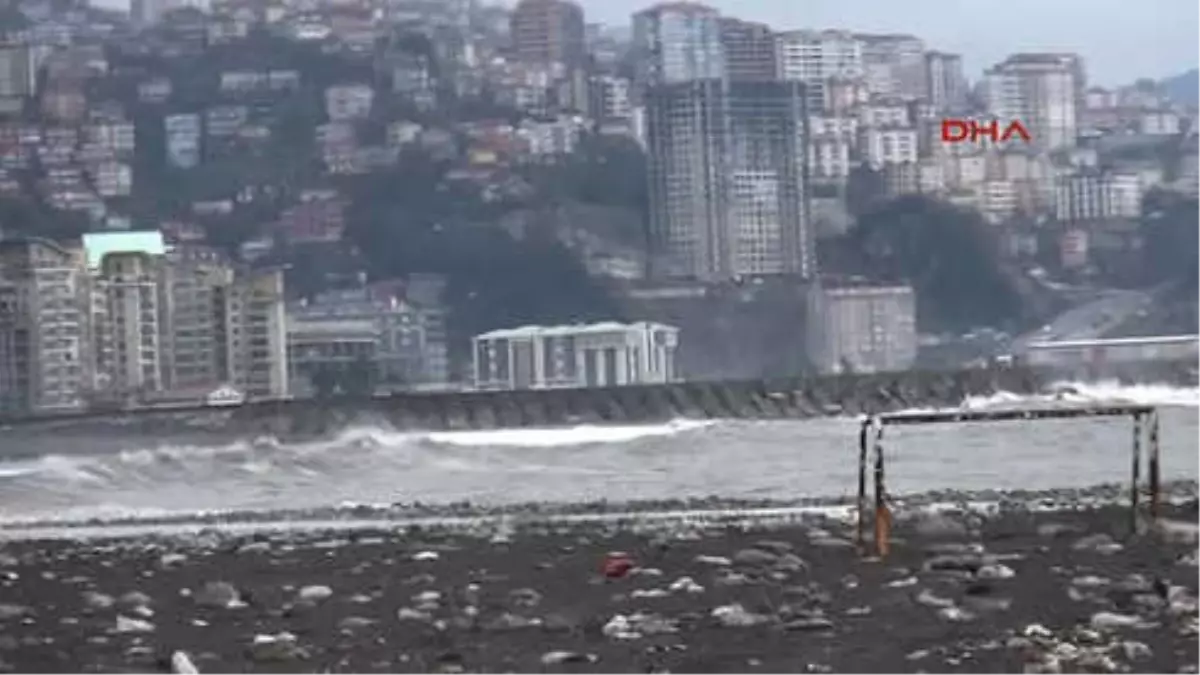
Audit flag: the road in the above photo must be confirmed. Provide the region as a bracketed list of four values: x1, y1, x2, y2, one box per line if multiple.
[1009, 289, 1154, 355]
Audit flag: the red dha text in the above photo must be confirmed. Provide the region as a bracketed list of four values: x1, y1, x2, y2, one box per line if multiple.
[940, 119, 1032, 144]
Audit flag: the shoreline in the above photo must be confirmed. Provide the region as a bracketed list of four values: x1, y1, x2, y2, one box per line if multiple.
[2, 481, 1197, 540]
[0, 501, 1196, 673]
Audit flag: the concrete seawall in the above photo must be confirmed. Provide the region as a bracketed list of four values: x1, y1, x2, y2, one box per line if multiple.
[0, 367, 1040, 440]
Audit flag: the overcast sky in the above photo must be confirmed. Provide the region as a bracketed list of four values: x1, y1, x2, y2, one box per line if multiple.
[89, 0, 1197, 87]
[580, 0, 1198, 87]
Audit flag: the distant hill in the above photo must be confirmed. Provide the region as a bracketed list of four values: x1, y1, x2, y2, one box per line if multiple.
[1161, 68, 1199, 106]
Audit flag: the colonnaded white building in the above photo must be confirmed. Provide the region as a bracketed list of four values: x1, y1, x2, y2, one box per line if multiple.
[472, 321, 679, 390]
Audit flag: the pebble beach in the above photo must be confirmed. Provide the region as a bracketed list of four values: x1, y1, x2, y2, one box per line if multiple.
[0, 495, 1197, 674]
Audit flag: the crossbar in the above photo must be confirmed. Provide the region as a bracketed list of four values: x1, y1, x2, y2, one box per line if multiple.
[855, 404, 1162, 558]
[878, 404, 1155, 426]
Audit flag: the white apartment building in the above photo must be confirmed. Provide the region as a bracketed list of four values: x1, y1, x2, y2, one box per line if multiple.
[324, 84, 375, 122]
[809, 117, 856, 182]
[158, 245, 235, 393]
[632, 2, 725, 90]
[0, 238, 93, 414]
[1055, 172, 1142, 221]
[924, 51, 966, 112]
[806, 284, 917, 375]
[775, 29, 863, 83]
[96, 251, 163, 396]
[808, 135, 851, 183]
[809, 115, 858, 140]
[1139, 110, 1181, 136]
[859, 99, 910, 127]
[917, 159, 945, 194]
[519, 116, 584, 157]
[980, 180, 1018, 224]
[473, 321, 679, 390]
[860, 127, 918, 167]
[90, 161, 132, 197]
[982, 54, 1080, 151]
[164, 113, 201, 169]
[223, 269, 289, 399]
[857, 33, 925, 100]
[589, 74, 632, 120]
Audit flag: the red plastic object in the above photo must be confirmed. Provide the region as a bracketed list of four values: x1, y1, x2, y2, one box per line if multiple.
[602, 551, 634, 579]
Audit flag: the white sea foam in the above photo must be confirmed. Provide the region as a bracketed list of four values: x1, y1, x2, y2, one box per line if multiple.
[0, 382, 1194, 528]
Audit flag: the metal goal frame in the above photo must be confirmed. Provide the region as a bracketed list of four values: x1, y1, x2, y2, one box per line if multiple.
[855, 404, 1162, 557]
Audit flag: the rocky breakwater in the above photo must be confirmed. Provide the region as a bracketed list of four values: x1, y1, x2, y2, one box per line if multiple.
[239, 366, 1042, 438]
[0, 366, 1043, 440]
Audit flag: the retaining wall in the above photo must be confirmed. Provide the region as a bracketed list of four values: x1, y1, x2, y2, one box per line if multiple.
[223, 366, 1042, 437]
[7, 362, 1192, 439]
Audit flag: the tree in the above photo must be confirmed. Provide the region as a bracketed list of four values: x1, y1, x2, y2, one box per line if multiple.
[1141, 189, 1199, 288]
[340, 149, 622, 361]
[839, 195, 1028, 332]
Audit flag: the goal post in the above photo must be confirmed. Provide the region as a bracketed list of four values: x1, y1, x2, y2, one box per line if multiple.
[855, 404, 1163, 558]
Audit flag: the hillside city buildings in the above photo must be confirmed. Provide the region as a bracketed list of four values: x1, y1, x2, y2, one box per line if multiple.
[0, 0, 1196, 403]
[0, 233, 447, 413]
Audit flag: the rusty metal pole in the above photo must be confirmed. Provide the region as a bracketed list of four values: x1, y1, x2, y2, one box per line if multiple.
[1149, 410, 1161, 522]
[873, 427, 889, 559]
[857, 418, 870, 552]
[1130, 412, 1142, 535]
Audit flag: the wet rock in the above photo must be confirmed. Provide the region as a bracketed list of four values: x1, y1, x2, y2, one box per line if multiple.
[1072, 534, 1123, 555]
[507, 587, 542, 608]
[1154, 519, 1200, 546]
[1090, 611, 1148, 631]
[297, 585, 333, 602]
[0, 605, 30, 621]
[695, 554, 732, 566]
[483, 612, 539, 631]
[82, 591, 115, 610]
[249, 632, 308, 663]
[194, 581, 244, 609]
[669, 576, 704, 594]
[782, 615, 835, 631]
[925, 554, 985, 573]
[1120, 640, 1152, 661]
[976, 563, 1016, 580]
[732, 548, 778, 566]
[335, 616, 375, 632]
[753, 539, 794, 555]
[911, 513, 971, 539]
[170, 650, 199, 674]
[159, 553, 188, 568]
[602, 613, 677, 639]
[412, 551, 440, 562]
[119, 591, 152, 609]
[1037, 522, 1085, 538]
[916, 589, 955, 609]
[711, 603, 772, 628]
[396, 607, 433, 623]
[937, 606, 976, 622]
[541, 651, 598, 666]
[114, 615, 155, 633]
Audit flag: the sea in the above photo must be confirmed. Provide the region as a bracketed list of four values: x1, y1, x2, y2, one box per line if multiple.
[0, 380, 1196, 537]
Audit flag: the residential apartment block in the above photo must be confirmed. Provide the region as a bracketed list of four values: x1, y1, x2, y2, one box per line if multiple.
[805, 284, 918, 375]
[0, 233, 292, 414]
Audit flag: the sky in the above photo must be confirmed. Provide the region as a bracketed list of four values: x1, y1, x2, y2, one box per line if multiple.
[581, 0, 1198, 87]
[88, 0, 1198, 87]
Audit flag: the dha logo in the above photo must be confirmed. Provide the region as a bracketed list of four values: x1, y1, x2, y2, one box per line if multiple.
[940, 118, 1032, 144]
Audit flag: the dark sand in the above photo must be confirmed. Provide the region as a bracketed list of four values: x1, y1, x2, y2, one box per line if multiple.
[0, 505, 1196, 674]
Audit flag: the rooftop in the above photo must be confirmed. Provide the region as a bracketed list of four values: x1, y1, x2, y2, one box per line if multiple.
[475, 321, 677, 340]
[82, 230, 165, 268]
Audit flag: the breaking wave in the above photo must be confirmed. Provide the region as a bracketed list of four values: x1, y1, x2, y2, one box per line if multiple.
[0, 381, 1194, 527]
[962, 379, 1200, 410]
